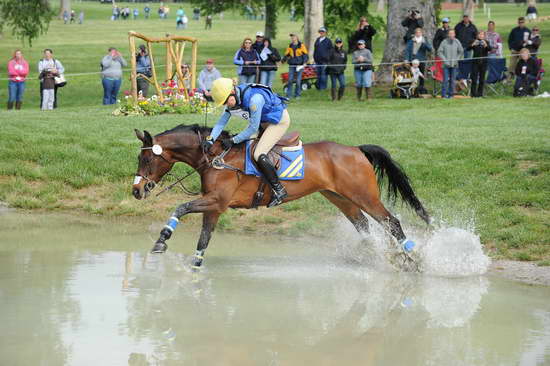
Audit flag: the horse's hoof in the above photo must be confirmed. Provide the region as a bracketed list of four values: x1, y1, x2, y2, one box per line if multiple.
[151, 241, 168, 254]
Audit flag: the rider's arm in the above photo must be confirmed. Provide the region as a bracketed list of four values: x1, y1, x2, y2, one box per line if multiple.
[210, 110, 231, 141]
[232, 94, 265, 144]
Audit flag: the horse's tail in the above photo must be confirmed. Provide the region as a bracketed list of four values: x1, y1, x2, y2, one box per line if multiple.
[359, 144, 430, 225]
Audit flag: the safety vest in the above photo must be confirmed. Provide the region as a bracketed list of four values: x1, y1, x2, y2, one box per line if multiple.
[231, 84, 287, 124]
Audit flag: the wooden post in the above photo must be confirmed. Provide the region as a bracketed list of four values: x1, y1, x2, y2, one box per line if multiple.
[191, 40, 197, 90]
[147, 41, 163, 103]
[128, 33, 138, 103]
[165, 34, 172, 82]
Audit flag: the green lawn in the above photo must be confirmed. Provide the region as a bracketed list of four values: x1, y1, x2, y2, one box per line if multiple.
[0, 2, 549, 262]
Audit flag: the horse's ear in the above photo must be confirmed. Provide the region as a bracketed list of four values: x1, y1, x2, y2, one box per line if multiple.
[143, 130, 153, 146]
[135, 129, 145, 142]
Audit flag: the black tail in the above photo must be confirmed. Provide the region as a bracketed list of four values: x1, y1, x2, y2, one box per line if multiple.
[359, 144, 430, 224]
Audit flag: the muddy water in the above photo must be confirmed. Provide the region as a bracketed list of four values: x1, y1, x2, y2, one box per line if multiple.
[1, 213, 549, 366]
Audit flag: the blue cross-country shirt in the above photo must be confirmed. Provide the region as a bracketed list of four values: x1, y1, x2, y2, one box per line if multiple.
[210, 84, 287, 144]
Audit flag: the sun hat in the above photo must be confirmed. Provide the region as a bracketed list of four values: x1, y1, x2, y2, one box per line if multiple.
[256, 31, 264, 37]
[442, 17, 450, 23]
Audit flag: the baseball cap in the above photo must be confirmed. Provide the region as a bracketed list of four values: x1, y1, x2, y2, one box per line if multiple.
[206, 58, 214, 64]
[442, 17, 449, 23]
[318, 26, 327, 33]
[357, 39, 366, 45]
[289, 32, 297, 37]
[335, 37, 343, 43]
[256, 31, 264, 37]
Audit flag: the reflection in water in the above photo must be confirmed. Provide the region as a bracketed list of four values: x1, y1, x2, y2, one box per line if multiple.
[1, 213, 550, 366]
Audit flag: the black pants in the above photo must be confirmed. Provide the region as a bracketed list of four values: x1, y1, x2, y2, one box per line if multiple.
[470, 62, 487, 97]
[417, 63, 426, 92]
[40, 83, 59, 108]
[137, 78, 149, 98]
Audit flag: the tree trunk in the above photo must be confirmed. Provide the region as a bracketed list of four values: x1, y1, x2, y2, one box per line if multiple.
[463, 0, 475, 21]
[377, 0, 386, 13]
[59, 0, 71, 19]
[304, 0, 324, 58]
[264, 0, 278, 39]
[376, 0, 437, 84]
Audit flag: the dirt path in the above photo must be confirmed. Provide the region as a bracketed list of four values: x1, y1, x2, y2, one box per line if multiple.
[490, 260, 550, 286]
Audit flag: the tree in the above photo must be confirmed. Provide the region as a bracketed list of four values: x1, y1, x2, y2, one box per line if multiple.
[59, 0, 71, 19]
[264, 0, 278, 39]
[463, 0, 475, 21]
[377, 0, 385, 13]
[0, 0, 53, 46]
[304, 0, 324, 57]
[376, 0, 437, 83]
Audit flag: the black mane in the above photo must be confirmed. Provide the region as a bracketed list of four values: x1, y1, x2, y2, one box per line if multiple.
[155, 124, 232, 139]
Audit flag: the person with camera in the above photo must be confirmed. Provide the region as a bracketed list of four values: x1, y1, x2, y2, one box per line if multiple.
[136, 45, 152, 97]
[38, 48, 65, 109]
[101, 47, 127, 105]
[468, 31, 492, 97]
[405, 28, 432, 94]
[401, 8, 424, 43]
[352, 40, 373, 101]
[349, 17, 377, 53]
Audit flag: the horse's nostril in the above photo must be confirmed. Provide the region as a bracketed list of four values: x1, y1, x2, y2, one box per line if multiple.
[132, 187, 141, 199]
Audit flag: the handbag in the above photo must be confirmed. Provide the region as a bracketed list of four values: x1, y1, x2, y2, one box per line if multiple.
[54, 74, 67, 87]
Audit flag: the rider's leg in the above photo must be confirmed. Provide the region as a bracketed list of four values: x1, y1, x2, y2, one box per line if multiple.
[253, 110, 290, 207]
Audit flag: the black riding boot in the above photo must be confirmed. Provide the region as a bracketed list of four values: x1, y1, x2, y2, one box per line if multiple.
[257, 154, 288, 207]
[356, 87, 363, 101]
[7, 101, 14, 110]
[331, 88, 337, 101]
[338, 86, 345, 100]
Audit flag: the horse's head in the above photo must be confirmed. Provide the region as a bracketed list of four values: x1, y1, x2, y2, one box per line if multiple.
[132, 129, 175, 200]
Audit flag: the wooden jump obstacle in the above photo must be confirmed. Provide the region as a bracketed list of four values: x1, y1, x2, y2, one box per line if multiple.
[128, 31, 198, 103]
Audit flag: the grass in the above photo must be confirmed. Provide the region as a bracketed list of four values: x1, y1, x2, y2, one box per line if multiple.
[0, 2, 549, 261]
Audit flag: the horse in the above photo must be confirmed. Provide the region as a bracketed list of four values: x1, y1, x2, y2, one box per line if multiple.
[132, 124, 430, 269]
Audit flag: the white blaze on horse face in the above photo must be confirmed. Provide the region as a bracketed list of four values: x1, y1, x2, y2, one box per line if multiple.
[152, 144, 163, 155]
[133, 176, 142, 185]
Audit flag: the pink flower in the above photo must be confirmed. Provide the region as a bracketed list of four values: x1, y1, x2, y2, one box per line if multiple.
[168, 80, 176, 88]
[124, 90, 130, 96]
[161, 82, 167, 87]
[179, 88, 185, 93]
[189, 91, 194, 97]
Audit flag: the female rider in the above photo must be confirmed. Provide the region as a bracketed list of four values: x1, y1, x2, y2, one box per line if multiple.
[202, 78, 290, 207]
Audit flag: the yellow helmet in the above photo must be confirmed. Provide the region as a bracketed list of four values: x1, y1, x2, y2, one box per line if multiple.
[211, 78, 235, 107]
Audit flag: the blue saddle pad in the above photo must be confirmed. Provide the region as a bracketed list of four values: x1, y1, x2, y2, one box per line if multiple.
[245, 141, 305, 180]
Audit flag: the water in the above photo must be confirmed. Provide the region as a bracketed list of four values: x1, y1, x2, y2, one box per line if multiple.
[1, 213, 550, 366]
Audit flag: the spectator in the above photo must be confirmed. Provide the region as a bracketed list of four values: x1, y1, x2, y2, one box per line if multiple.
[349, 17, 377, 53]
[468, 31, 492, 97]
[144, 4, 150, 19]
[352, 39, 373, 101]
[158, 6, 164, 19]
[253, 31, 265, 54]
[176, 7, 186, 29]
[486, 21, 503, 58]
[455, 14, 478, 82]
[282, 33, 309, 99]
[410, 59, 424, 86]
[327, 37, 347, 101]
[63, 10, 69, 24]
[136, 45, 152, 98]
[205, 14, 213, 30]
[39, 66, 56, 110]
[313, 26, 333, 90]
[514, 48, 539, 96]
[7, 50, 29, 110]
[133, 8, 139, 20]
[198, 59, 222, 97]
[79, 10, 84, 25]
[433, 17, 451, 51]
[193, 8, 200, 21]
[437, 29, 463, 99]
[233, 37, 260, 84]
[38, 49, 64, 109]
[508, 17, 531, 79]
[405, 28, 432, 93]
[101, 47, 127, 105]
[70, 10, 75, 24]
[111, 6, 118, 21]
[174, 64, 191, 91]
[259, 38, 281, 88]
[402, 8, 424, 43]
[526, 4, 538, 21]
[526, 27, 541, 57]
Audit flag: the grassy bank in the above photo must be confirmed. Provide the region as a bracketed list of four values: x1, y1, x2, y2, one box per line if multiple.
[0, 2, 549, 262]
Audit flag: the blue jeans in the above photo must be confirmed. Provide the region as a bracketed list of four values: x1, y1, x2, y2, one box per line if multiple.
[315, 64, 328, 89]
[239, 74, 256, 84]
[330, 73, 346, 89]
[354, 70, 372, 87]
[286, 66, 303, 98]
[442, 67, 457, 98]
[260, 70, 276, 87]
[8, 80, 26, 102]
[102, 78, 121, 105]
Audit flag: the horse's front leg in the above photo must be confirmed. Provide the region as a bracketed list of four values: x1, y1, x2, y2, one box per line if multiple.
[191, 212, 220, 268]
[151, 195, 219, 254]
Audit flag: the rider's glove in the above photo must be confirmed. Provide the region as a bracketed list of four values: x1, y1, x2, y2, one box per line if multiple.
[221, 137, 234, 150]
[201, 136, 213, 152]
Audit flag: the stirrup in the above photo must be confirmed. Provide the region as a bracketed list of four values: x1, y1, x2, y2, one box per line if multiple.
[267, 187, 287, 208]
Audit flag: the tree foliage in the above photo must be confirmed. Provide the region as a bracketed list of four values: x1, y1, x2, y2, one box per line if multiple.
[0, 0, 53, 46]
[324, 0, 384, 42]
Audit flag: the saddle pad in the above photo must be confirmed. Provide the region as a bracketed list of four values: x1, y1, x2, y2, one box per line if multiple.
[245, 141, 305, 180]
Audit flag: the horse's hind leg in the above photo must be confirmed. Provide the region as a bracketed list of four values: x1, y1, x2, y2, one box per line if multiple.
[321, 191, 369, 235]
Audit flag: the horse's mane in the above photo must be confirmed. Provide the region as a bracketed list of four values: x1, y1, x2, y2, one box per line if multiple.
[156, 124, 232, 139]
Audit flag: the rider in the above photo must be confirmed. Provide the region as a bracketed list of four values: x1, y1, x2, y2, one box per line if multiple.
[202, 78, 290, 207]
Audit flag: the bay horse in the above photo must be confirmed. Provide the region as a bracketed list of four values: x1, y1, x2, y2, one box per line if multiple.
[132, 124, 430, 268]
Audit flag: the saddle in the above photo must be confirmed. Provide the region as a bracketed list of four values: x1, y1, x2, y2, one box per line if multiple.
[249, 131, 301, 169]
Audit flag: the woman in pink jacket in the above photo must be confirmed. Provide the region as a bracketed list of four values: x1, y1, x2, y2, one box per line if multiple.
[7, 50, 29, 110]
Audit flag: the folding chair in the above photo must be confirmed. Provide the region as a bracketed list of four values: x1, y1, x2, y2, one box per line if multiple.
[456, 58, 472, 96]
[486, 57, 508, 96]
